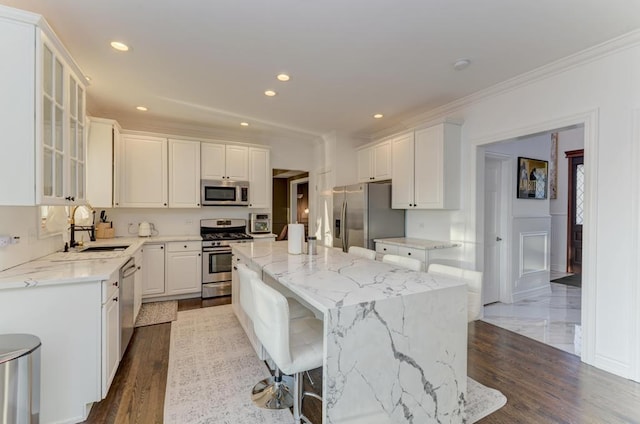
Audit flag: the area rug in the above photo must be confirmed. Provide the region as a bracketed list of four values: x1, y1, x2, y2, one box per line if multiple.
[164, 305, 506, 423]
[134, 300, 178, 327]
[551, 273, 582, 288]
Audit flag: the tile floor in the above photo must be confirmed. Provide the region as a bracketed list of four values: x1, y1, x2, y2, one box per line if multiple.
[482, 273, 581, 355]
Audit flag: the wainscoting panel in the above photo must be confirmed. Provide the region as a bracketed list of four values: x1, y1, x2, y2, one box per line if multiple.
[511, 216, 552, 302]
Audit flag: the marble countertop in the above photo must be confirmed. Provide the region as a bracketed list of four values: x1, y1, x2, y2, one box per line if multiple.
[232, 241, 465, 314]
[0, 235, 202, 290]
[374, 237, 460, 250]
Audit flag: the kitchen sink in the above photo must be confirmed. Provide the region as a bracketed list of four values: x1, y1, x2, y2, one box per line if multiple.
[79, 245, 130, 252]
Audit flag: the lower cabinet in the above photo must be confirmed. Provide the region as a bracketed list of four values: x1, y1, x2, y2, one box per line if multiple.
[102, 271, 120, 397]
[166, 241, 202, 296]
[0, 276, 120, 423]
[142, 243, 165, 296]
[376, 242, 428, 269]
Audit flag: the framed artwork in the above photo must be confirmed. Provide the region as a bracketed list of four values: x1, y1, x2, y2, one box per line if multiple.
[517, 157, 548, 199]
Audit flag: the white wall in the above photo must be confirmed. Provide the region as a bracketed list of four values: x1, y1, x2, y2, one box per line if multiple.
[549, 127, 585, 271]
[0, 206, 63, 270]
[442, 40, 640, 380]
[330, 35, 640, 381]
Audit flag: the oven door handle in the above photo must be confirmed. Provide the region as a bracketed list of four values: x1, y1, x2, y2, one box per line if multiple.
[202, 248, 233, 253]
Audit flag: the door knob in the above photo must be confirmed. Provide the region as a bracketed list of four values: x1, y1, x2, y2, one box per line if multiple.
[496, 236, 502, 241]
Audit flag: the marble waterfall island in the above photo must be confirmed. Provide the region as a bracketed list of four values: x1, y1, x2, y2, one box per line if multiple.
[232, 241, 468, 423]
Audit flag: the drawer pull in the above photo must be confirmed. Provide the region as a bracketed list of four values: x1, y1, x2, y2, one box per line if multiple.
[407, 252, 411, 256]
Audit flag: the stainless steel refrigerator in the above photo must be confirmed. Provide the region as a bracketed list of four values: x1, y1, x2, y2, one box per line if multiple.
[333, 182, 405, 251]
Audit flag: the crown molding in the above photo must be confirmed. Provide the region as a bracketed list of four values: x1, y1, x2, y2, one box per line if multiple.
[371, 28, 640, 141]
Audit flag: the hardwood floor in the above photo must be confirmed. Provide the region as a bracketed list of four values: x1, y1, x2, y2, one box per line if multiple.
[84, 299, 640, 424]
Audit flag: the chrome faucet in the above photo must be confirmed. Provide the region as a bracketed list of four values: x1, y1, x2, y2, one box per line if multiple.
[69, 204, 96, 248]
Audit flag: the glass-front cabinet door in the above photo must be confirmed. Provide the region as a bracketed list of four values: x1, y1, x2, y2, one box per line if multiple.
[68, 74, 85, 202]
[42, 41, 65, 202]
[40, 35, 86, 205]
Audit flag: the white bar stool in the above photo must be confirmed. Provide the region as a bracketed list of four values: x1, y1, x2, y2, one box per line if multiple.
[348, 246, 376, 260]
[250, 273, 324, 424]
[382, 253, 423, 271]
[428, 263, 483, 322]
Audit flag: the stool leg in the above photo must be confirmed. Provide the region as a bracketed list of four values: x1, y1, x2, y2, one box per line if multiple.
[293, 372, 303, 424]
[251, 367, 294, 410]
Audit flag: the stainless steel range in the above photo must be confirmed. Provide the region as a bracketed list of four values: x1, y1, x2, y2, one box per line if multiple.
[201, 218, 253, 298]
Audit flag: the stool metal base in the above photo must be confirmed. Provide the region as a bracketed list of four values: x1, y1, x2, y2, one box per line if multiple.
[251, 375, 294, 410]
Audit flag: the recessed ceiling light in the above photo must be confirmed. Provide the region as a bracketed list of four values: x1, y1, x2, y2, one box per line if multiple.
[240, 122, 249, 127]
[264, 90, 277, 97]
[373, 113, 384, 119]
[277, 74, 290, 82]
[453, 58, 471, 71]
[136, 106, 148, 111]
[110, 41, 129, 52]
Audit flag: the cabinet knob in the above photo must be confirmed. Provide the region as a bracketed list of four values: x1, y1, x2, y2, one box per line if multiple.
[114, 296, 118, 302]
[115, 202, 119, 206]
[113, 281, 118, 287]
[407, 252, 411, 256]
[137, 266, 141, 270]
[383, 248, 387, 251]
[65, 196, 75, 202]
[197, 203, 200, 206]
[160, 246, 164, 249]
[198, 253, 201, 257]
[164, 203, 167, 206]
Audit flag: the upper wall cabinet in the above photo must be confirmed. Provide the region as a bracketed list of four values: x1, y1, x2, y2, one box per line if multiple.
[87, 118, 121, 208]
[118, 135, 168, 208]
[357, 140, 392, 182]
[248, 147, 271, 209]
[392, 123, 461, 209]
[168, 139, 201, 208]
[0, 10, 87, 206]
[201, 143, 249, 181]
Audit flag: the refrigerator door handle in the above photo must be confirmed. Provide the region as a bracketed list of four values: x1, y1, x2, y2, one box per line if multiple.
[341, 200, 347, 252]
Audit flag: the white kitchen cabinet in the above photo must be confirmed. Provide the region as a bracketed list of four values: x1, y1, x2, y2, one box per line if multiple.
[0, 276, 119, 423]
[87, 117, 121, 207]
[248, 147, 271, 209]
[168, 138, 201, 208]
[102, 271, 120, 398]
[166, 242, 202, 295]
[119, 135, 168, 208]
[357, 140, 392, 182]
[391, 123, 461, 209]
[0, 11, 87, 206]
[142, 243, 166, 297]
[201, 142, 249, 181]
[133, 246, 143, 320]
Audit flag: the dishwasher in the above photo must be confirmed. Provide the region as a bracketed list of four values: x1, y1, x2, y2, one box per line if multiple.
[120, 257, 137, 358]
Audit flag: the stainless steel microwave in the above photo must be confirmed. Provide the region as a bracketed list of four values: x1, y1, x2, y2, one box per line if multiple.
[201, 180, 249, 206]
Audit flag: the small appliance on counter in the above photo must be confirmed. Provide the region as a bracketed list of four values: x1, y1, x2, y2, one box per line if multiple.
[128, 222, 157, 237]
[249, 213, 271, 234]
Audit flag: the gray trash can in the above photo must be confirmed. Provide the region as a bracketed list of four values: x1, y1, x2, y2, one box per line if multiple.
[0, 334, 41, 424]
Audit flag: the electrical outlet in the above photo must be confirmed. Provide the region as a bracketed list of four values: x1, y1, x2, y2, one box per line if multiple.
[0, 236, 12, 247]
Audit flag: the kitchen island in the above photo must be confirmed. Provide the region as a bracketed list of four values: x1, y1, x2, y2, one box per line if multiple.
[232, 241, 468, 423]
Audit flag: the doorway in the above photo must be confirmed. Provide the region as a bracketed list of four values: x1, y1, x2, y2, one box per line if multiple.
[566, 149, 584, 274]
[272, 169, 308, 240]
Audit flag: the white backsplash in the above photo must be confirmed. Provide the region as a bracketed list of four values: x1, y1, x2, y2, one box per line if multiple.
[0, 206, 63, 271]
[104, 206, 270, 237]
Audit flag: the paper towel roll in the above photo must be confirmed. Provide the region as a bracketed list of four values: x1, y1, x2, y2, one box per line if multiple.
[287, 224, 304, 255]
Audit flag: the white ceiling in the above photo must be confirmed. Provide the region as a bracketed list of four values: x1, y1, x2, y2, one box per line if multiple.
[3, 0, 640, 143]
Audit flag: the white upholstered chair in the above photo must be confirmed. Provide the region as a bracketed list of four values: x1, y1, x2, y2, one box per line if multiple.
[427, 263, 483, 322]
[250, 274, 324, 424]
[348, 246, 376, 260]
[382, 254, 423, 271]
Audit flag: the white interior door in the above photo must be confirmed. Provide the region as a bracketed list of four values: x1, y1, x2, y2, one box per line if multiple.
[484, 156, 504, 304]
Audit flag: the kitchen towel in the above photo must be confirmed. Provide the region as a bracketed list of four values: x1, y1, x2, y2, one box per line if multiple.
[288, 224, 304, 254]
